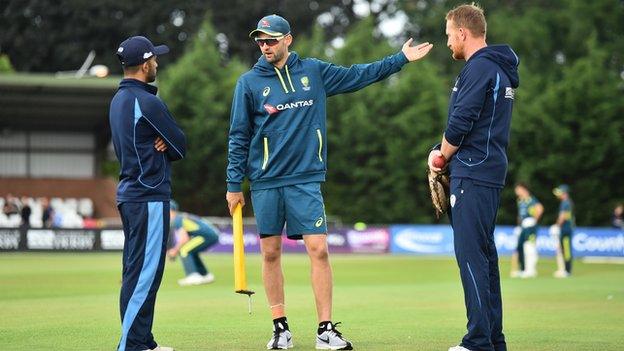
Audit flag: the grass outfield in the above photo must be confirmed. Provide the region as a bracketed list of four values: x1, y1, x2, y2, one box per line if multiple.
[0, 253, 622, 350]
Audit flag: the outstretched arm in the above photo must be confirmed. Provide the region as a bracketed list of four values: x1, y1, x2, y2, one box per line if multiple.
[319, 39, 432, 96]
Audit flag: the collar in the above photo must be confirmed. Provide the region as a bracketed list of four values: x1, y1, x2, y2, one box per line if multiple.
[119, 78, 158, 95]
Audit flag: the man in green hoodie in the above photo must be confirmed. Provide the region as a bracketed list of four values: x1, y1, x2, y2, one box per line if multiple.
[226, 14, 432, 350]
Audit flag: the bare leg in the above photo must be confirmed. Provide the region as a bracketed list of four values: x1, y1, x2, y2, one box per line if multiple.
[261, 236, 285, 319]
[303, 234, 332, 323]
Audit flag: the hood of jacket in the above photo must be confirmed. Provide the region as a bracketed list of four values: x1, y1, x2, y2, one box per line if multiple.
[470, 45, 520, 88]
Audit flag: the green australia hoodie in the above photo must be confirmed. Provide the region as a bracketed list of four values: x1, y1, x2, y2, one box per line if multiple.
[227, 50, 408, 192]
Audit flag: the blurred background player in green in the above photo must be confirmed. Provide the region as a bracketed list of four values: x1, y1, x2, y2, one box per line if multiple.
[510, 183, 543, 278]
[167, 200, 220, 286]
[612, 203, 623, 229]
[552, 185, 574, 278]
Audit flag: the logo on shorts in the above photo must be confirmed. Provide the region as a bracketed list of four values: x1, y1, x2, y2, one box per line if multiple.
[262, 86, 270, 96]
[315, 217, 324, 227]
[450, 194, 456, 208]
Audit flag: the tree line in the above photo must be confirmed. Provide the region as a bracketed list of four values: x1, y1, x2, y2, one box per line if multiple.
[3, 0, 622, 225]
[161, 0, 624, 226]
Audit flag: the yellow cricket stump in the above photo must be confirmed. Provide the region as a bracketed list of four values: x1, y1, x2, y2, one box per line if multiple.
[232, 203, 254, 313]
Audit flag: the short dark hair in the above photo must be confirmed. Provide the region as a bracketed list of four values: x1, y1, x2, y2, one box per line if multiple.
[446, 3, 487, 38]
[122, 64, 142, 74]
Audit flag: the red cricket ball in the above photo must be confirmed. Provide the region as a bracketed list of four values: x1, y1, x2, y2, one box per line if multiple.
[432, 154, 446, 169]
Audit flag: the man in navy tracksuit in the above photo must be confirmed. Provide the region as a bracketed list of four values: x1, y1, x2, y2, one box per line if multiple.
[109, 36, 186, 351]
[428, 5, 519, 351]
[226, 14, 432, 350]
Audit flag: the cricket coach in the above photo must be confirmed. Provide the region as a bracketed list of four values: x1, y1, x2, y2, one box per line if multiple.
[226, 14, 432, 350]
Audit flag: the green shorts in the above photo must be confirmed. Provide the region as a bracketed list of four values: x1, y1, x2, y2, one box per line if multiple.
[251, 182, 327, 240]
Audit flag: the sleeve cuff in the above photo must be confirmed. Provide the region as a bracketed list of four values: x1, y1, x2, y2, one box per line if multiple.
[443, 129, 463, 147]
[227, 182, 242, 192]
[396, 51, 409, 65]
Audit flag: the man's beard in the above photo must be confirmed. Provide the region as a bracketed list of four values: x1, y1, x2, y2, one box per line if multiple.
[147, 67, 157, 82]
[267, 50, 283, 63]
[450, 44, 464, 61]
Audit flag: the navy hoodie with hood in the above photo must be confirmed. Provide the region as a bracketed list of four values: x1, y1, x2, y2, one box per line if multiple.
[227, 51, 409, 192]
[444, 44, 520, 188]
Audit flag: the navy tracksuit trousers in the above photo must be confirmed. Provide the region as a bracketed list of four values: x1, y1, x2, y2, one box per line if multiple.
[449, 178, 507, 351]
[117, 201, 170, 351]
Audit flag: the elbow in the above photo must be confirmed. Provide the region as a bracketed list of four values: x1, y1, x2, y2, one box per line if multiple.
[168, 147, 185, 161]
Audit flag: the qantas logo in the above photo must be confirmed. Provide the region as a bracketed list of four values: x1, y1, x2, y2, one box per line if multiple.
[264, 104, 278, 115]
[264, 100, 314, 115]
[261, 20, 271, 27]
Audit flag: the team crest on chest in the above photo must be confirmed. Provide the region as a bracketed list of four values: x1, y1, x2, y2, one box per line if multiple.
[301, 76, 311, 91]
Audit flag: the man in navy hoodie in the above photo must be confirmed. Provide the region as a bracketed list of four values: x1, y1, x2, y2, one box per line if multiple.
[226, 14, 432, 350]
[428, 4, 519, 351]
[109, 36, 186, 351]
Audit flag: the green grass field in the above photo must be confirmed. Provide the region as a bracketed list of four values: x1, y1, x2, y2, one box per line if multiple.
[0, 253, 622, 350]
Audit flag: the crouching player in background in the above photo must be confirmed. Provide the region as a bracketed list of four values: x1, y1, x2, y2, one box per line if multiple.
[167, 200, 220, 286]
[510, 183, 543, 278]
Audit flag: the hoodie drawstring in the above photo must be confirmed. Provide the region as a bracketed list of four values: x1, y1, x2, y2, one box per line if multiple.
[285, 65, 296, 93]
[273, 67, 289, 93]
[273, 66, 296, 94]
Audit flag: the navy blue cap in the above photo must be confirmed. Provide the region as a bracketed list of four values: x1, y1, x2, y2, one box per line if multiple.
[116, 36, 169, 67]
[249, 14, 291, 38]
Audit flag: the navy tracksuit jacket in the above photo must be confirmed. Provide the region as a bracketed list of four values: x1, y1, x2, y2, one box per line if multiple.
[444, 45, 519, 351]
[109, 78, 186, 351]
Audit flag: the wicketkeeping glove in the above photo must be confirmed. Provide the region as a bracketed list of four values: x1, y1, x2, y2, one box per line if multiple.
[428, 168, 450, 218]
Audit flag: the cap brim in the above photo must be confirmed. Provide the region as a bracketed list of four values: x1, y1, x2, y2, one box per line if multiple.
[154, 45, 170, 56]
[249, 29, 285, 38]
[553, 188, 563, 196]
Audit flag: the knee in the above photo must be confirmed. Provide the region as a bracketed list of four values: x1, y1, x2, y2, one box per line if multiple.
[307, 244, 329, 261]
[262, 248, 282, 263]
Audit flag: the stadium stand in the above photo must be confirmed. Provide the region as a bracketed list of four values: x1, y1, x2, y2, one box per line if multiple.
[0, 74, 120, 228]
[0, 195, 94, 228]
